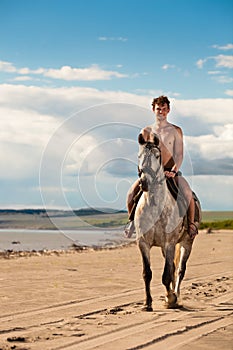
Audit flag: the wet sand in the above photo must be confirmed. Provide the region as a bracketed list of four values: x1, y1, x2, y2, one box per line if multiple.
[0, 230, 232, 349]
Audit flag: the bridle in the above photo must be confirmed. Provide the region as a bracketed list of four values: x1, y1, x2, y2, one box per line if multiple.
[139, 142, 164, 189]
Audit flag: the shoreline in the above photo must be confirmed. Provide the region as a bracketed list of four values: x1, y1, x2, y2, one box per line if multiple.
[0, 240, 136, 259]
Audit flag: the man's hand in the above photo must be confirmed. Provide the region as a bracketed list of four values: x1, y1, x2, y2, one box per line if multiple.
[164, 170, 176, 178]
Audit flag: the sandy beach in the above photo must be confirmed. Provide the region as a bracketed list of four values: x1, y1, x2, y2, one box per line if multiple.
[0, 230, 232, 350]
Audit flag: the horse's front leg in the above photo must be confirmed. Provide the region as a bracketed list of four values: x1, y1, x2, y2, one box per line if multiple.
[162, 244, 177, 308]
[174, 238, 193, 298]
[138, 238, 153, 311]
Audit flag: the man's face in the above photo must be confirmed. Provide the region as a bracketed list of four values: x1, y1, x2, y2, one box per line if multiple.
[154, 103, 170, 120]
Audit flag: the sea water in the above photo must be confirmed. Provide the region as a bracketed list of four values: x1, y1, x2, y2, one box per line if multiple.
[0, 228, 130, 251]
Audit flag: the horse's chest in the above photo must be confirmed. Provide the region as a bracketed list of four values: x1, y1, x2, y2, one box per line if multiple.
[136, 201, 182, 246]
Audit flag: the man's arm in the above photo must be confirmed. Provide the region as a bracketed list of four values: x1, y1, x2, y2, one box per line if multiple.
[165, 126, 183, 178]
[171, 126, 183, 173]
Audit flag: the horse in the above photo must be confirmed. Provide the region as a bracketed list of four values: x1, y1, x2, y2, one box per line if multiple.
[135, 133, 201, 311]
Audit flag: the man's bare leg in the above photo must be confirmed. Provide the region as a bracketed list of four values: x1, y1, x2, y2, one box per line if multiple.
[187, 197, 198, 239]
[176, 176, 198, 239]
[125, 179, 140, 237]
[126, 179, 140, 215]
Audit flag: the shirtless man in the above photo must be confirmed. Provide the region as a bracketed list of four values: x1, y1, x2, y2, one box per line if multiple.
[125, 95, 198, 239]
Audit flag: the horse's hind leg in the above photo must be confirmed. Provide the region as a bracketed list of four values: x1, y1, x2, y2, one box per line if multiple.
[162, 244, 177, 308]
[138, 239, 153, 311]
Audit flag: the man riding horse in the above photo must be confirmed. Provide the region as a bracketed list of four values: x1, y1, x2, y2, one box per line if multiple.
[125, 95, 198, 239]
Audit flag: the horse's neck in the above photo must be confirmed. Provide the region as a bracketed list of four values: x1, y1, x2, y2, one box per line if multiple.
[149, 166, 165, 189]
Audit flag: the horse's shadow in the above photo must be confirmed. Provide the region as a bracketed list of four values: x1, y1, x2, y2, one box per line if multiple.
[162, 302, 201, 312]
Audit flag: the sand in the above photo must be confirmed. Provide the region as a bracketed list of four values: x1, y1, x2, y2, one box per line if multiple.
[0, 230, 232, 350]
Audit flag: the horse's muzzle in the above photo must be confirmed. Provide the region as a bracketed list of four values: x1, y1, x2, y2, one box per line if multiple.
[139, 174, 148, 192]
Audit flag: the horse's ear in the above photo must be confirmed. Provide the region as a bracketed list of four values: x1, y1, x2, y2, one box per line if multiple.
[138, 133, 146, 145]
[153, 134, 159, 146]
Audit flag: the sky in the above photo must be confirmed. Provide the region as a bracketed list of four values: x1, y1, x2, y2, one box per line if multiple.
[0, 0, 233, 212]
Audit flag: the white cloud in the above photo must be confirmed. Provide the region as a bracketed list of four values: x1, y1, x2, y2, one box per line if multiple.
[196, 58, 207, 69]
[0, 83, 150, 119]
[186, 133, 233, 161]
[0, 61, 16, 72]
[0, 61, 127, 81]
[196, 55, 233, 70]
[44, 64, 127, 81]
[0, 61, 46, 75]
[17, 67, 30, 74]
[162, 64, 176, 70]
[225, 89, 233, 96]
[0, 83, 232, 209]
[174, 98, 233, 124]
[214, 123, 233, 140]
[215, 55, 233, 68]
[207, 70, 221, 75]
[0, 108, 59, 180]
[0, 108, 59, 145]
[212, 43, 233, 50]
[98, 36, 128, 42]
[212, 75, 233, 83]
[12, 76, 33, 81]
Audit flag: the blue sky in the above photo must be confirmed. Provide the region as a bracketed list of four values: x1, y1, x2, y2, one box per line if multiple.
[1, 0, 233, 97]
[0, 0, 233, 211]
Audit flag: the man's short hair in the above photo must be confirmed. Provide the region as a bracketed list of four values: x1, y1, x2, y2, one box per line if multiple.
[152, 95, 170, 110]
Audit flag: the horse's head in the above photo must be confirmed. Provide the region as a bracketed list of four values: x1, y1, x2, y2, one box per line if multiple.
[138, 133, 162, 191]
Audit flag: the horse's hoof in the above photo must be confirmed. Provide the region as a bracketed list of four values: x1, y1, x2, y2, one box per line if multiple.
[165, 301, 180, 309]
[142, 305, 153, 312]
[165, 292, 177, 308]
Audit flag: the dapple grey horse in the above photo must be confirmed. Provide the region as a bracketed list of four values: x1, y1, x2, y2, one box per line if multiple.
[135, 133, 201, 311]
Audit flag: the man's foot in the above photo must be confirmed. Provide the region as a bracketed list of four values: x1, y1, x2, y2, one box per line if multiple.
[188, 222, 198, 239]
[124, 221, 135, 238]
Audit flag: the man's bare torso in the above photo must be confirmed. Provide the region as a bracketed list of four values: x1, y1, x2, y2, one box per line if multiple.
[141, 122, 182, 169]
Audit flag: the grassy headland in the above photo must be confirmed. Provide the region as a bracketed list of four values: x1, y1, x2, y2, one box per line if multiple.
[199, 211, 233, 230]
